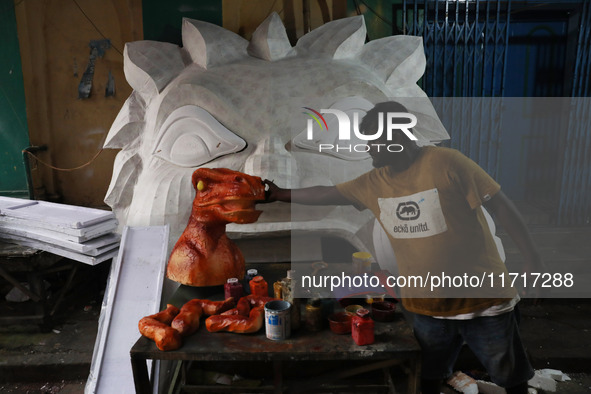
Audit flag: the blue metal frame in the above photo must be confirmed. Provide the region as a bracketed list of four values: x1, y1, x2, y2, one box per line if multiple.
[400, 0, 590, 225]
[401, 0, 512, 179]
[401, 0, 511, 98]
[559, 0, 591, 225]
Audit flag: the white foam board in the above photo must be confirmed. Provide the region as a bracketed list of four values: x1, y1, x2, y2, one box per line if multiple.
[0, 196, 35, 212]
[0, 234, 118, 265]
[85, 226, 169, 394]
[0, 215, 118, 241]
[0, 197, 114, 229]
[0, 225, 119, 254]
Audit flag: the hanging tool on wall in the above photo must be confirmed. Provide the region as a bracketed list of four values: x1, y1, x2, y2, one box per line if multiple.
[105, 70, 115, 97]
[78, 39, 111, 99]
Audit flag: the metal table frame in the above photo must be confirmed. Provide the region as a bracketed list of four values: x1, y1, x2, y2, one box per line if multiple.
[0, 242, 72, 330]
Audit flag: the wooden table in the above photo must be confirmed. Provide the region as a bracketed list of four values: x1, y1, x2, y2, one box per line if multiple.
[130, 308, 420, 393]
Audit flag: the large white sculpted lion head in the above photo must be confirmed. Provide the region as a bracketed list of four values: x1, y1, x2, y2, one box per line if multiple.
[104, 13, 449, 259]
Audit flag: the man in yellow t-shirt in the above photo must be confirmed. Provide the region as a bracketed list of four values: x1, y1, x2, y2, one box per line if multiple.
[264, 101, 544, 394]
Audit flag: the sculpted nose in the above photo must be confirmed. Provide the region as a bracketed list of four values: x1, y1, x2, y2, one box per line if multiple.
[243, 136, 299, 189]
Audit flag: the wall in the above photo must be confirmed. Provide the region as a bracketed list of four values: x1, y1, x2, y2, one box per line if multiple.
[142, 0, 222, 44]
[222, 0, 348, 43]
[0, 0, 30, 198]
[347, 0, 397, 40]
[142, 0, 348, 45]
[13, 0, 354, 207]
[15, 0, 143, 207]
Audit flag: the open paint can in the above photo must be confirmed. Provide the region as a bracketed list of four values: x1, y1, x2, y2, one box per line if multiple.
[264, 300, 291, 340]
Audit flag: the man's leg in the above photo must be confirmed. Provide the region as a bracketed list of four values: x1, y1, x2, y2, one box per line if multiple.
[460, 310, 534, 392]
[412, 313, 463, 394]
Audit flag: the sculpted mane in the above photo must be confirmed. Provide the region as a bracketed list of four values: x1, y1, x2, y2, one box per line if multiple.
[103, 13, 449, 255]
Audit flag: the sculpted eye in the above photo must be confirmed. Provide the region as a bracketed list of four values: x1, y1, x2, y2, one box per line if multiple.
[153, 106, 246, 167]
[292, 96, 374, 161]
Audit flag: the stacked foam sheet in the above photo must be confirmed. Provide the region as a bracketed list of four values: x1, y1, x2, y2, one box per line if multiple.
[0, 197, 119, 265]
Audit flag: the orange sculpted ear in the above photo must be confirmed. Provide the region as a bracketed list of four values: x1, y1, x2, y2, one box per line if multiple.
[192, 168, 214, 190]
[191, 170, 201, 190]
[192, 167, 228, 189]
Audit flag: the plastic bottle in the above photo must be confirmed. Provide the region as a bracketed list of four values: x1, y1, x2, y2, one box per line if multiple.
[281, 270, 301, 330]
[352, 252, 372, 275]
[273, 281, 283, 299]
[352, 308, 374, 345]
[224, 277, 243, 300]
[249, 275, 268, 297]
[244, 268, 258, 294]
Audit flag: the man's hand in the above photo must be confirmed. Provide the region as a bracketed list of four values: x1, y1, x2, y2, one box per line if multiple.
[260, 180, 352, 206]
[262, 179, 288, 203]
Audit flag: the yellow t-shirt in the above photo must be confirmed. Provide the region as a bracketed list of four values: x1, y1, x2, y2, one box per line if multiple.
[336, 146, 517, 316]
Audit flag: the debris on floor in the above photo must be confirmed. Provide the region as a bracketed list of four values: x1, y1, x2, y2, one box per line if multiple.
[447, 371, 478, 393]
[476, 379, 507, 394]
[538, 368, 571, 382]
[527, 368, 571, 392]
[446, 368, 572, 394]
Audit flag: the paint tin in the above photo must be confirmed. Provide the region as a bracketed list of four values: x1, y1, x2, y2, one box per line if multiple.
[264, 300, 291, 340]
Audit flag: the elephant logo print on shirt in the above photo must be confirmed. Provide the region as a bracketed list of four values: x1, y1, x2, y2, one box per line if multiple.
[396, 201, 420, 220]
[379, 189, 447, 239]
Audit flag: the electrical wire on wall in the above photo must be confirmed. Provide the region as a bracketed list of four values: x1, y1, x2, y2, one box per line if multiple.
[20, 0, 124, 172]
[72, 0, 124, 56]
[357, 0, 394, 28]
[266, 0, 281, 18]
[23, 148, 104, 172]
[352, 0, 370, 41]
[353, 0, 395, 42]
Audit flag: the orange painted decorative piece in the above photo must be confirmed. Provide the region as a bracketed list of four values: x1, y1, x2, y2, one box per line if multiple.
[166, 168, 265, 287]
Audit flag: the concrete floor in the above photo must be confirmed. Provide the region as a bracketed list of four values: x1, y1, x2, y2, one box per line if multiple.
[1, 261, 591, 393]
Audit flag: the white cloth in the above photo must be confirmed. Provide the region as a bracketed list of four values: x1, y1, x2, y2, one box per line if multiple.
[433, 294, 520, 320]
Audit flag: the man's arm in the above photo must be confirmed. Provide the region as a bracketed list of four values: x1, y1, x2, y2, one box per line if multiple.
[483, 191, 547, 282]
[263, 180, 353, 206]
